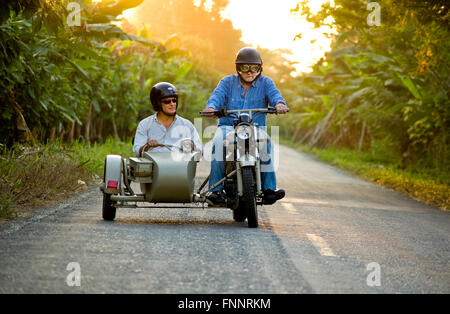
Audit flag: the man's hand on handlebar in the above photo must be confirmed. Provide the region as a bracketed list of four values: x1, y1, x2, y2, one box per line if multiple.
[146, 139, 163, 149]
[275, 103, 289, 114]
[140, 139, 163, 156]
[200, 105, 289, 117]
[201, 107, 217, 118]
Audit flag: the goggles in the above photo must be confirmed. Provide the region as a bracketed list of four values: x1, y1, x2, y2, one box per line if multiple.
[161, 98, 177, 105]
[237, 64, 261, 73]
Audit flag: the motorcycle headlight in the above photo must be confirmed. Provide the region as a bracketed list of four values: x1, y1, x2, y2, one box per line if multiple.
[236, 125, 252, 140]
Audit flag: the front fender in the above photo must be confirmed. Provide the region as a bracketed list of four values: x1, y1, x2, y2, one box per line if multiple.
[103, 154, 122, 194]
[239, 155, 256, 167]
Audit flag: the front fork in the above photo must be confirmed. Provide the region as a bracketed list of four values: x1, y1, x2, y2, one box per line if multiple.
[255, 159, 262, 196]
[236, 157, 262, 197]
[197, 136, 263, 200]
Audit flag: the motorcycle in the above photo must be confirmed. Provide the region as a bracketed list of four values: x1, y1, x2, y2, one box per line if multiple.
[199, 107, 282, 228]
[100, 107, 283, 228]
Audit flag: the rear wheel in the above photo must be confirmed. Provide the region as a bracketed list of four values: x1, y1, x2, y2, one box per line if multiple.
[102, 193, 116, 221]
[241, 167, 258, 228]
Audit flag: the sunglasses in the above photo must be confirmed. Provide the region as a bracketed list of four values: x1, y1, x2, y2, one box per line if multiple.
[237, 64, 261, 73]
[161, 98, 177, 105]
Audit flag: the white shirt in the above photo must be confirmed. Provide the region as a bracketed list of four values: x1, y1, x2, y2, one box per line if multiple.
[133, 114, 202, 157]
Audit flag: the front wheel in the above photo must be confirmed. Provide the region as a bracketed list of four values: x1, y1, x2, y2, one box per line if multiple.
[233, 205, 246, 222]
[102, 193, 116, 221]
[241, 166, 258, 228]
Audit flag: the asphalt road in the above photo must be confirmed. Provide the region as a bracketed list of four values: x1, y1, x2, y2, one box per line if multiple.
[0, 144, 449, 293]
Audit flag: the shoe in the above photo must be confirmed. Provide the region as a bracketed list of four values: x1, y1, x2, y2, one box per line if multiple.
[207, 191, 226, 206]
[263, 189, 285, 205]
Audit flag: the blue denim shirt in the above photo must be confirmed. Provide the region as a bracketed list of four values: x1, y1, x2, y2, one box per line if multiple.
[205, 74, 286, 127]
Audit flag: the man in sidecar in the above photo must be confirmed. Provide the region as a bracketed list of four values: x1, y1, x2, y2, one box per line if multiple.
[133, 82, 202, 157]
[202, 47, 288, 206]
[101, 82, 202, 221]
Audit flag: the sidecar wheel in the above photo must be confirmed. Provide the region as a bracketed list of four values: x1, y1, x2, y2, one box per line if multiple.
[102, 193, 116, 221]
[242, 167, 258, 228]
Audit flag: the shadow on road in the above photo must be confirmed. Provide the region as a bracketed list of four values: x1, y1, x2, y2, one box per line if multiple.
[97, 217, 247, 228]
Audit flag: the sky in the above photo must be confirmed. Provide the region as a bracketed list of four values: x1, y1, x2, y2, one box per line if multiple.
[118, 0, 335, 75]
[220, 0, 335, 74]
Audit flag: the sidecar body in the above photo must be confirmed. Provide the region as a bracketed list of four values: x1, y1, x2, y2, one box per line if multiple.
[100, 150, 205, 221]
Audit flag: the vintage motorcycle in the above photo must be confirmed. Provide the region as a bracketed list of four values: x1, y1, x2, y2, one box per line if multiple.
[100, 107, 282, 228]
[200, 107, 281, 228]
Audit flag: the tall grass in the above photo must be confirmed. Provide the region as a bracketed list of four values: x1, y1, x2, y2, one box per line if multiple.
[0, 138, 133, 219]
[69, 138, 134, 176]
[282, 139, 450, 211]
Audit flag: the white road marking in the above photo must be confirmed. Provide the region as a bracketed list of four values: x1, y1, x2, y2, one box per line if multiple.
[306, 233, 337, 257]
[280, 197, 329, 205]
[281, 202, 297, 214]
[279, 202, 337, 257]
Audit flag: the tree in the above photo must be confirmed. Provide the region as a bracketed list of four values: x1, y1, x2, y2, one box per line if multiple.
[0, 0, 213, 145]
[286, 0, 449, 172]
[131, 0, 243, 75]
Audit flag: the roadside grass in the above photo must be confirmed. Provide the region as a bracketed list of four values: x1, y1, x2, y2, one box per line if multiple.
[69, 137, 134, 177]
[282, 139, 449, 211]
[0, 138, 133, 220]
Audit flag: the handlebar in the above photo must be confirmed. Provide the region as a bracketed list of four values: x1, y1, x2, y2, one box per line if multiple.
[199, 107, 289, 118]
[160, 139, 196, 153]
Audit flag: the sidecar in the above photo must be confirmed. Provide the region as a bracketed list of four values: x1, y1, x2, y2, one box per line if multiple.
[99, 148, 206, 221]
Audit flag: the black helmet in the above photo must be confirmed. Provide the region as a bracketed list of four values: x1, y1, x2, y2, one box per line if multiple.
[150, 82, 178, 111]
[235, 47, 263, 82]
[235, 47, 262, 65]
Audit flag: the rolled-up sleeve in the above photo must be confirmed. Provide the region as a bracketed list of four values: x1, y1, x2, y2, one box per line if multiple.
[205, 77, 229, 110]
[265, 77, 286, 107]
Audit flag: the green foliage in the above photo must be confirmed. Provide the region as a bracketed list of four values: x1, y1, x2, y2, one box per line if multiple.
[0, 0, 222, 146]
[69, 137, 133, 176]
[279, 0, 449, 177]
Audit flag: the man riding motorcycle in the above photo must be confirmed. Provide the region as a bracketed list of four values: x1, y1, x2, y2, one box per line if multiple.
[203, 47, 288, 205]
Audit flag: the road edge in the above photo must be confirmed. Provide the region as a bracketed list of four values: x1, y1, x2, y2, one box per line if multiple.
[0, 184, 100, 236]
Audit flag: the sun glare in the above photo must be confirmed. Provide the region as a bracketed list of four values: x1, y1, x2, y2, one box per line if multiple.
[222, 0, 335, 74]
[119, 0, 335, 75]
[90, 0, 135, 20]
[120, 8, 136, 21]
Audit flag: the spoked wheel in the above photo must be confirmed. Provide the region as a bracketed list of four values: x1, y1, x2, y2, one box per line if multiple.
[102, 193, 116, 221]
[241, 166, 258, 228]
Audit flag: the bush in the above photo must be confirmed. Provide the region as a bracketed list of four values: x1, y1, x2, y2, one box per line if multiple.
[0, 138, 133, 219]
